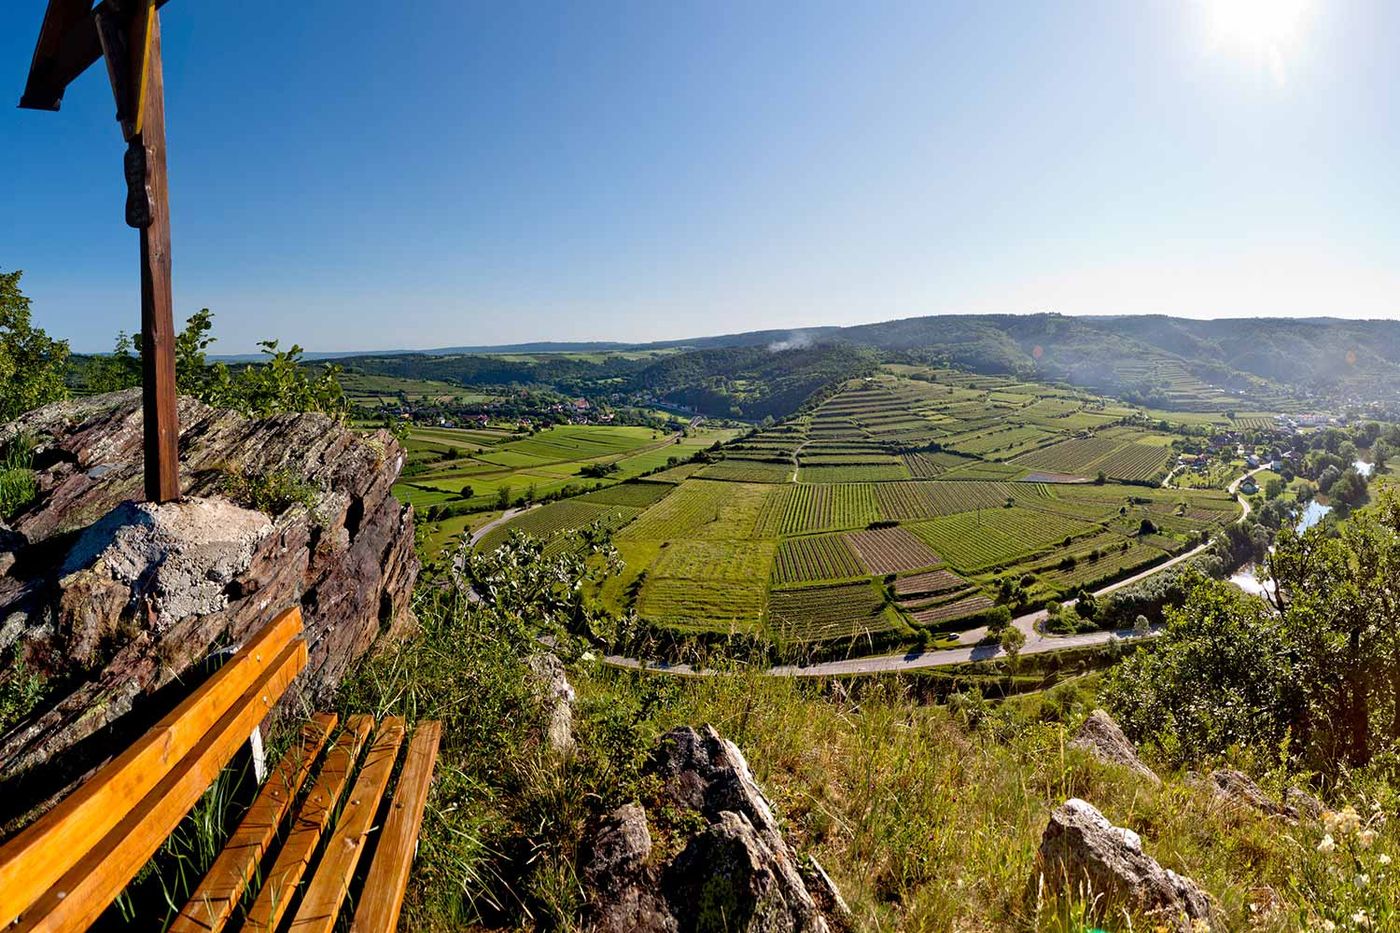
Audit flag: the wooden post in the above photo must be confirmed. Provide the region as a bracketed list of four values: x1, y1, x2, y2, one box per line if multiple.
[22, 2, 183, 502]
[105, 4, 180, 503]
[135, 12, 180, 503]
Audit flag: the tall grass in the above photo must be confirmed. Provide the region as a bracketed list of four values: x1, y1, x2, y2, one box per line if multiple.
[0, 433, 37, 519]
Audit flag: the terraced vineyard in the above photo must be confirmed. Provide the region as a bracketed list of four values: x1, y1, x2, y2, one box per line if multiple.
[697, 461, 793, 483]
[845, 526, 942, 574]
[772, 534, 866, 584]
[874, 480, 1048, 521]
[619, 480, 774, 540]
[475, 500, 643, 555]
[1012, 432, 1172, 482]
[774, 484, 880, 535]
[910, 594, 996, 628]
[473, 367, 1243, 656]
[907, 507, 1100, 572]
[768, 582, 906, 645]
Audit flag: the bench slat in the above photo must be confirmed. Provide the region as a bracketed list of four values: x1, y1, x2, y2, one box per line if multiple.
[350, 721, 442, 933]
[11, 638, 307, 932]
[288, 717, 406, 933]
[0, 606, 304, 928]
[242, 714, 375, 932]
[170, 712, 339, 933]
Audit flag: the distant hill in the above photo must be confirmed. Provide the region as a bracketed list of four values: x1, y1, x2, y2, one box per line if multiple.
[620, 313, 1400, 410]
[312, 312, 1400, 418]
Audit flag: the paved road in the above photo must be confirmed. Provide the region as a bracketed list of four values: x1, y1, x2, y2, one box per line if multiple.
[469, 505, 538, 547]
[602, 466, 1271, 679]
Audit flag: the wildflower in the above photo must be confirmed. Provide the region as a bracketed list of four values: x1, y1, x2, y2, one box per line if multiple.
[1352, 908, 1370, 928]
[1319, 922, 1336, 933]
[1358, 828, 1377, 848]
[1318, 833, 1337, 853]
[1337, 805, 1362, 834]
[1379, 853, 1392, 866]
[1356, 873, 1369, 888]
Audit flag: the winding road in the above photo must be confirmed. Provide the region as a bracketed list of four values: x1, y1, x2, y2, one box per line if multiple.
[602, 465, 1271, 678]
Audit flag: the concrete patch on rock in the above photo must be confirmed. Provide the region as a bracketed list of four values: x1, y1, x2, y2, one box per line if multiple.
[61, 497, 273, 627]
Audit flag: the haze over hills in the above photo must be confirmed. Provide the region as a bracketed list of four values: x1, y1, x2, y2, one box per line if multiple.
[330, 312, 1400, 418]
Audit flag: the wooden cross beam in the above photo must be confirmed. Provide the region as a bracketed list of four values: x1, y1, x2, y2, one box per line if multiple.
[20, 0, 180, 503]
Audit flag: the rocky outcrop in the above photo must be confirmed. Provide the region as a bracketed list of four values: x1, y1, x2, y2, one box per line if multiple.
[1284, 786, 1324, 821]
[581, 725, 844, 933]
[526, 652, 576, 758]
[0, 390, 417, 828]
[1037, 798, 1217, 932]
[1070, 709, 1160, 786]
[1193, 769, 1317, 823]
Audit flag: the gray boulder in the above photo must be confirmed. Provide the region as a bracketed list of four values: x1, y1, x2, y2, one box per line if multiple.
[582, 803, 675, 933]
[1070, 709, 1160, 786]
[1284, 786, 1324, 821]
[1038, 798, 1217, 932]
[667, 810, 825, 933]
[1194, 769, 1318, 823]
[581, 726, 840, 933]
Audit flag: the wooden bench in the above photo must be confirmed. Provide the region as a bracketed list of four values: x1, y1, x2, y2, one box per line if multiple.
[0, 607, 442, 932]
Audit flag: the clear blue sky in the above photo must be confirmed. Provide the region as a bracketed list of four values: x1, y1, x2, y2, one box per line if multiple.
[4, 1, 1398, 353]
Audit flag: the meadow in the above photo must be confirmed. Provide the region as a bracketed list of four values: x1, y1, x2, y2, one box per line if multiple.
[472, 368, 1242, 656]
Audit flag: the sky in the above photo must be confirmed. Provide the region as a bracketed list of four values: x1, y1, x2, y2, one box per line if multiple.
[3, 0, 1400, 353]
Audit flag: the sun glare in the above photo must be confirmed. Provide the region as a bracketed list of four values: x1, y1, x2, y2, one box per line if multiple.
[1202, 0, 1313, 84]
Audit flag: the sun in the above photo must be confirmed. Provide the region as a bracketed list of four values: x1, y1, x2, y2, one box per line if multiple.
[1201, 0, 1313, 83]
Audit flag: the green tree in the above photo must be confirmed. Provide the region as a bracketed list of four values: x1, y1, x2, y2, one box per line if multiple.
[0, 271, 69, 421]
[1103, 577, 1303, 766]
[998, 624, 1025, 663]
[203, 338, 346, 419]
[85, 331, 141, 394]
[174, 308, 217, 395]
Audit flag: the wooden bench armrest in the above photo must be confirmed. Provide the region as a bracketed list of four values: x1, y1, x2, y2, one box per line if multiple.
[10, 638, 307, 931]
[0, 606, 304, 928]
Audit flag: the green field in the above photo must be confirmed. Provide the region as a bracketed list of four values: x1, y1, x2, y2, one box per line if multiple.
[399, 421, 740, 530]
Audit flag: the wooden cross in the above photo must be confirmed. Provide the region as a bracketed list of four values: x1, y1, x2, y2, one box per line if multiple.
[21, 0, 181, 503]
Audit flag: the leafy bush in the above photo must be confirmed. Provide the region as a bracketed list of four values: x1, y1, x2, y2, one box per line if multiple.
[80, 309, 347, 420]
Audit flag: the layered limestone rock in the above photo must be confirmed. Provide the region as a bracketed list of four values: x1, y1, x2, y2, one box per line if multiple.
[0, 390, 417, 827]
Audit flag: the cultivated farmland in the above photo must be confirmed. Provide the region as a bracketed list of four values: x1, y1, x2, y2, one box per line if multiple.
[768, 582, 906, 645]
[1012, 432, 1172, 482]
[907, 507, 1099, 572]
[503, 368, 1245, 655]
[845, 526, 942, 574]
[772, 534, 866, 584]
[776, 484, 881, 534]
